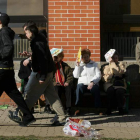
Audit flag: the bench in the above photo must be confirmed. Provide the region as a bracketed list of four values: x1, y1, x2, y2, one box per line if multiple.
[71, 77, 130, 114]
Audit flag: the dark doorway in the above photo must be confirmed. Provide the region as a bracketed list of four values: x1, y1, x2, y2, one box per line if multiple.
[100, 0, 140, 61]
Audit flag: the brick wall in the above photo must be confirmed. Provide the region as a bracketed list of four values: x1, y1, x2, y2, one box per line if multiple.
[48, 0, 100, 62]
[0, 0, 100, 105]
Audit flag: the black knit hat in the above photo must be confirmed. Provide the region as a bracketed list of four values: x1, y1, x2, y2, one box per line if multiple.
[0, 12, 10, 26]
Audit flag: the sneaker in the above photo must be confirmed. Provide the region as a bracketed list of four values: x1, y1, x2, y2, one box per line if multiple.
[50, 115, 66, 126]
[8, 110, 22, 123]
[19, 117, 36, 127]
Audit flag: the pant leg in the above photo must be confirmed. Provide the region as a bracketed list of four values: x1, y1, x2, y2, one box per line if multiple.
[75, 84, 87, 106]
[45, 97, 50, 105]
[115, 88, 125, 108]
[90, 84, 101, 108]
[24, 71, 50, 110]
[106, 86, 115, 110]
[3, 70, 34, 122]
[0, 70, 4, 97]
[64, 85, 71, 108]
[54, 86, 62, 100]
[44, 74, 65, 121]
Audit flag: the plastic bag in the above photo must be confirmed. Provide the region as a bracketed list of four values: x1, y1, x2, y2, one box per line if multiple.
[63, 118, 101, 139]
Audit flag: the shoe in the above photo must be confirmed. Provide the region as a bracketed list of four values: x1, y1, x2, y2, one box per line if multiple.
[44, 105, 53, 114]
[19, 117, 36, 127]
[8, 110, 22, 123]
[74, 110, 80, 116]
[50, 115, 66, 126]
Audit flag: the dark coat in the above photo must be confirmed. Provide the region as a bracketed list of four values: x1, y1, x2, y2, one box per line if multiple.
[30, 33, 55, 81]
[0, 27, 15, 68]
[53, 61, 73, 86]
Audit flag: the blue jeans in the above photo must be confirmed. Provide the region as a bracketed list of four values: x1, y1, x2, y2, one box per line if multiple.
[75, 84, 101, 108]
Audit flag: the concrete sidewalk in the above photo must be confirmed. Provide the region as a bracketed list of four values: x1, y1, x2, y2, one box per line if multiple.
[0, 106, 140, 139]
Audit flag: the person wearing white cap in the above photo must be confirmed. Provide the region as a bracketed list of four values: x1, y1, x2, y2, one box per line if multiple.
[50, 48, 73, 115]
[102, 50, 126, 115]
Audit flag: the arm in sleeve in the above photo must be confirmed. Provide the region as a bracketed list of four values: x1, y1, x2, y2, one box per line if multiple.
[65, 66, 74, 84]
[73, 65, 81, 78]
[0, 30, 14, 59]
[90, 63, 101, 84]
[35, 42, 48, 81]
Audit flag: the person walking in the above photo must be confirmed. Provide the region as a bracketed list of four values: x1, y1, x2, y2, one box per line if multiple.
[0, 12, 35, 126]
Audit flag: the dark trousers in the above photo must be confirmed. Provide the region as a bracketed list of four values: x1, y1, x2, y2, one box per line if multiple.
[75, 84, 101, 108]
[0, 69, 33, 122]
[54, 85, 71, 108]
[106, 86, 125, 110]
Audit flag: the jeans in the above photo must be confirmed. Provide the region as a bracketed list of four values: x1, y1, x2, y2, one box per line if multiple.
[75, 83, 101, 108]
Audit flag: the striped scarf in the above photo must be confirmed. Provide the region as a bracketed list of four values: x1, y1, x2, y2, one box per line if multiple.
[55, 62, 65, 86]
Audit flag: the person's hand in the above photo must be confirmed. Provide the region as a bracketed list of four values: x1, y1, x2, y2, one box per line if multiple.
[108, 57, 113, 63]
[39, 80, 44, 84]
[19, 51, 32, 57]
[76, 58, 80, 66]
[23, 58, 30, 66]
[64, 82, 69, 87]
[87, 82, 94, 90]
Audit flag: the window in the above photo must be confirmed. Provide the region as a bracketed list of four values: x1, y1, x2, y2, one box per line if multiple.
[0, 0, 47, 60]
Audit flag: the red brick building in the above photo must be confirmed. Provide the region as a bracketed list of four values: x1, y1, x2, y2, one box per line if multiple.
[0, 0, 100, 105]
[1, 0, 140, 106]
[48, 0, 100, 62]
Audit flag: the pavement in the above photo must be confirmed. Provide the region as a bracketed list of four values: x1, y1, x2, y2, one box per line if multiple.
[0, 106, 140, 139]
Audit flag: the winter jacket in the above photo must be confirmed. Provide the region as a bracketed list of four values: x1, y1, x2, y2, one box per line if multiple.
[73, 60, 101, 85]
[102, 62, 126, 91]
[53, 61, 73, 86]
[30, 33, 55, 81]
[0, 27, 15, 68]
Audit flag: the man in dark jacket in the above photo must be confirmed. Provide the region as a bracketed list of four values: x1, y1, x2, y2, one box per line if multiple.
[10, 24, 66, 126]
[0, 12, 35, 126]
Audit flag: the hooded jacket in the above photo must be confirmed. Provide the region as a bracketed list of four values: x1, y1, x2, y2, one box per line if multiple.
[73, 60, 101, 85]
[30, 33, 55, 81]
[0, 27, 15, 68]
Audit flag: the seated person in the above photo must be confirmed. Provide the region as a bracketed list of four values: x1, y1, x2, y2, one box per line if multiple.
[102, 50, 126, 115]
[51, 48, 73, 115]
[73, 49, 101, 115]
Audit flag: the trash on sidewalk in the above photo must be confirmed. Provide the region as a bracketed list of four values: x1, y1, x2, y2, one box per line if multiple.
[0, 105, 9, 109]
[63, 118, 101, 139]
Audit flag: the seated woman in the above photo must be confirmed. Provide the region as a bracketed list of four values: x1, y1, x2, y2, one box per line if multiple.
[73, 49, 101, 115]
[102, 50, 126, 115]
